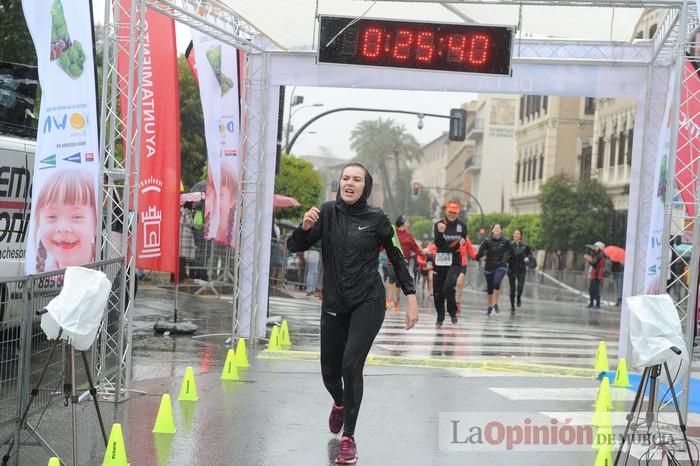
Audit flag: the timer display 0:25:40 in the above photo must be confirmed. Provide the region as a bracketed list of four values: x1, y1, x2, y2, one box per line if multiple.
[318, 17, 513, 75]
[359, 27, 492, 66]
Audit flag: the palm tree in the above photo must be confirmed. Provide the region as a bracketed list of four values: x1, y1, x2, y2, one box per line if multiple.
[349, 118, 422, 216]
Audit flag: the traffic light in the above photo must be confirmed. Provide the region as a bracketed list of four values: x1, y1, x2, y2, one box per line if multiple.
[411, 182, 421, 199]
[449, 108, 467, 141]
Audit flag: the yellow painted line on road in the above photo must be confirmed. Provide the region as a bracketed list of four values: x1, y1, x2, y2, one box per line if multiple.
[258, 350, 598, 379]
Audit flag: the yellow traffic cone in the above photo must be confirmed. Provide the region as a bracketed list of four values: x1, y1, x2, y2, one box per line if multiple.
[280, 320, 291, 346]
[267, 326, 281, 351]
[594, 341, 609, 373]
[613, 358, 631, 388]
[221, 349, 240, 381]
[592, 425, 614, 450]
[235, 338, 249, 368]
[593, 444, 613, 465]
[178, 367, 199, 401]
[592, 403, 612, 427]
[152, 394, 176, 434]
[102, 423, 128, 466]
[595, 377, 613, 412]
[48, 458, 61, 466]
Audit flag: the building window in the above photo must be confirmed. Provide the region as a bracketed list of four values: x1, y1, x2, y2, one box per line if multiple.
[581, 145, 592, 180]
[519, 97, 525, 123]
[618, 131, 626, 165]
[531, 158, 537, 181]
[516, 161, 520, 183]
[539, 154, 544, 179]
[523, 159, 530, 183]
[542, 96, 548, 114]
[534, 96, 541, 116]
[526, 96, 532, 120]
[627, 128, 634, 165]
[597, 136, 605, 169]
[584, 98, 596, 115]
[635, 31, 644, 39]
[649, 24, 657, 38]
[609, 134, 617, 168]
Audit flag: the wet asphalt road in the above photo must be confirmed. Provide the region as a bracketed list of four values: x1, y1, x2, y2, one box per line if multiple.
[1, 277, 697, 465]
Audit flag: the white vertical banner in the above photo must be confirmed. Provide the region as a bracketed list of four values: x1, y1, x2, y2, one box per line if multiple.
[190, 29, 242, 249]
[644, 70, 676, 294]
[22, 0, 100, 274]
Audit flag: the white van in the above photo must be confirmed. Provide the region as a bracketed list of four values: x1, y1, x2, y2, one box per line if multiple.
[0, 133, 34, 325]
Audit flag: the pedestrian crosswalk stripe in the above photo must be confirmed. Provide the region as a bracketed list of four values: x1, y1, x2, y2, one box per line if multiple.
[490, 387, 636, 401]
[265, 296, 699, 376]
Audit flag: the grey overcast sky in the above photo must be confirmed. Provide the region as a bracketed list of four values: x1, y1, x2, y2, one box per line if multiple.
[92, 1, 648, 159]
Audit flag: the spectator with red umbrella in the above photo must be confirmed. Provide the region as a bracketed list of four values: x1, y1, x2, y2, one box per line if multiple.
[584, 241, 607, 309]
[604, 245, 625, 306]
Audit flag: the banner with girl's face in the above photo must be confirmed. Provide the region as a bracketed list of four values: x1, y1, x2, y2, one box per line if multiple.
[22, 0, 100, 274]
[190, 30, 242, 249]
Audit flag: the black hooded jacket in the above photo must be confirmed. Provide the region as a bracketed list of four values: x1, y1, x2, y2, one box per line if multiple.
[287, 165, 415, 313]
[476, 235, 513, 272]
[509, 241, 532, 274]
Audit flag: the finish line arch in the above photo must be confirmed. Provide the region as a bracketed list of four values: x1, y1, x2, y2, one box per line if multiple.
[101, 1, 698, 420]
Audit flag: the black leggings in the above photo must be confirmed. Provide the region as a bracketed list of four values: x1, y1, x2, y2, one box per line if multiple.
[484, 267, 507, 295]
[320, 300, 385, 436]
[433, 265, 461, 323]
[508, 270, 526, 305]
[589, 279, 601, 306]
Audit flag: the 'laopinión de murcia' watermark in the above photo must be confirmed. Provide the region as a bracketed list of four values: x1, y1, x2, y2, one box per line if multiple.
[439, 412, 678, 452]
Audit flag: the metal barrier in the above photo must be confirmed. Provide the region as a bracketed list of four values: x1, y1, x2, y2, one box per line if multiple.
[0, 258, 124, 463]
[0, 275, 26, 430]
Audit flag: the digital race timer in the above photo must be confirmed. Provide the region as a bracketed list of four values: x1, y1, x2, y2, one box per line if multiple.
[317, 16, 514, 76]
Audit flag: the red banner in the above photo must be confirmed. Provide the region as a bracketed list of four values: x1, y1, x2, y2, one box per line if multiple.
[676, 59, 700, 218]
[185, 41, 198, 81]
[118, 4, 180, 277]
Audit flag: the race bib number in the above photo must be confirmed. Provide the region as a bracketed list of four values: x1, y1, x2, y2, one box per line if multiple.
[435, 252, 453, 266]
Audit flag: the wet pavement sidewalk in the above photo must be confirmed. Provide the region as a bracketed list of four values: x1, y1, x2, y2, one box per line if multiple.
[1, 357, 628, 465]
[1, 283, 698, 465]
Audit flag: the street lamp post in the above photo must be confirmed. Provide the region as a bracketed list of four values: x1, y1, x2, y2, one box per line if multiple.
[285, 107, 453, 155]
[284, 89, 323, 151]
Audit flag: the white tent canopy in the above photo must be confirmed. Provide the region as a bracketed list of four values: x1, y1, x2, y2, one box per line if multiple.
[224, 0, 647, 50]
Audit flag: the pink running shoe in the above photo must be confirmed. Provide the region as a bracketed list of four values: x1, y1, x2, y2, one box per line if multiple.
[329, 403, 344, 434]
[335, 436, 358, 464]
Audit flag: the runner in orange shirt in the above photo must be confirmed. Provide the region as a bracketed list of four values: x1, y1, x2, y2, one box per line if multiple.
[455, 237, 476, 313]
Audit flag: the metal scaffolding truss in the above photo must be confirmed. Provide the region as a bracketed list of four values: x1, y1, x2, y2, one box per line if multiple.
[97, 0, 146, 402]
[144, 0, 262, 50]
[231, 53, 270, 340]
[97, 0, 267, 402]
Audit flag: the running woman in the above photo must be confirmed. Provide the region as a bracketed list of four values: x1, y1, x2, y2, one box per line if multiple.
[287, 163, 418, 465]
[507, 228, 532, 314]
[475, 224, 513, 316]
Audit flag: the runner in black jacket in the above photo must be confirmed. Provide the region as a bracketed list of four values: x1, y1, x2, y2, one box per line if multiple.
[287, 163, 418, 465]
[475, 224, 513, 316]
[433, 201, 467, 327]
[507, 228, 532, 314]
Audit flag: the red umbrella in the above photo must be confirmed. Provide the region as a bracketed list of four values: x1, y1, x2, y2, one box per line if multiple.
[604, 245, 625, 264]
[273, 194, 300, 208]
